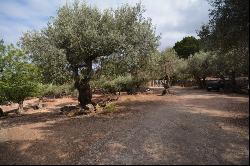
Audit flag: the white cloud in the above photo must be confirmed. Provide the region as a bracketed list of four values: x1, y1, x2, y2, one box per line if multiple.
[0, 0, 210, 49]
[160, 31, 197, 50]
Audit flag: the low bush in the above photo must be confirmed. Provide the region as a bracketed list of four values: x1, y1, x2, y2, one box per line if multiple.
[104, 103, 117, 113]
[91, 74, 148, 95]
[37, 83, 77, 98]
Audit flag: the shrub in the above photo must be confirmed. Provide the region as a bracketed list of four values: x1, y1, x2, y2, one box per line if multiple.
[91, 74, 147, 94]
[37, 83, 77, 98]
[101, 80, 117, 94]
[104, 103, 117, 113]
[0, 45, 41, 111]
[0, 81, 38, 106]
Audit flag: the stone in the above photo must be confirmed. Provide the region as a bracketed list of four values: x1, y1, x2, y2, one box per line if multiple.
[60, 105, 78, 112]
[66, 109, 85, 117]
[85, 104, 96, 112]
[146, 90, 153, 95]
[95, 104, 104, 113]
[38, 103, 43, 108]
[60, 106, 79, 113]
[28, 102, 43, 110]
[60, 105, 88, 117]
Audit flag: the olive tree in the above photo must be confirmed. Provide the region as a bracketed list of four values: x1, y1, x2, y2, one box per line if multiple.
[93, 4, 159, 93]
[21, 32, 72, 85]
[148, 48, 185, 94]
[198, 0, 249, 90]
[22, 1, 159, 107]
[187, 51, 214, 88]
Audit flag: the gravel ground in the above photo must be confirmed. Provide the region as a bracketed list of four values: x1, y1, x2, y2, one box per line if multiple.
[0, 87, 249, 165]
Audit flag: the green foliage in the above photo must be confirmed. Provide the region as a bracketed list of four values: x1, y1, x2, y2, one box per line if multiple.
[91, 75, 128, 94]
[37, 83, 77, 98]
[148, 48, 188, 84]
[104, 103, 117, 113]
[173, 36, 200, 59]
[92, 76, 118, 94]
[92, 3, 159, 91]
[21, 32, 72, 85]
[0, 41, 41, 106]
[172, 58, 189, 81]
[198, 0, 249, 79]
[187, 52, 211, 78]
[199, 0, 249, 53]
[187, 51, 215, 88]
[21, 1, 159, 106]
[0, 96, 6, 105]
[0, 81, 38, 104]
[91, 74, 148, 94]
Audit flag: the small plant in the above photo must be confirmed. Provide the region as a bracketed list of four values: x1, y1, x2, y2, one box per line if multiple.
[104, 103, 117, 113]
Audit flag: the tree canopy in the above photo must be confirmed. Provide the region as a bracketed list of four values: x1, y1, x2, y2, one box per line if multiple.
[198, 0, 249, 53]
[173, 36, 200, 59]
[198, 0, 249, 90]
[0, 40, 40, 110]
[21, 1, 159, 106]
[198, 0, 249, 77]
[21, 32, 72, 85]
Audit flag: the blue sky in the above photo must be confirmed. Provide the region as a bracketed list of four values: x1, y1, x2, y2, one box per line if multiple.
[0, 0, 211, 50]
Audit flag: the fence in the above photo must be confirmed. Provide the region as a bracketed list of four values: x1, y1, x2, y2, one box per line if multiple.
[148, 80, 197, 87]
[148, 80, 167, 87]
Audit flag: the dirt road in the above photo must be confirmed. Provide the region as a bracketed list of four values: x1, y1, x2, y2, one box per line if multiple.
[0, 87, 249, 165]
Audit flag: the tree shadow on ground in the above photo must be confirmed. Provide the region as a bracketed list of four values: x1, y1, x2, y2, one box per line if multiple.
[0, 102, 248, 164]
[0, 88, 249, 165]
[0, 111, 64, 128]
[172, 86, 249, 98]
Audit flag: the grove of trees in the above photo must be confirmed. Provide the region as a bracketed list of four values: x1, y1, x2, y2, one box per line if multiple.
[198, 0, 249, 91]
[0, 0, 249, 112]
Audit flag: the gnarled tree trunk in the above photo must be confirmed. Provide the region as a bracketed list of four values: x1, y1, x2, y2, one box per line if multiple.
[73, 61, 93, 107]
[162, 74, 171, 95]
[76, 81, 92, 107]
